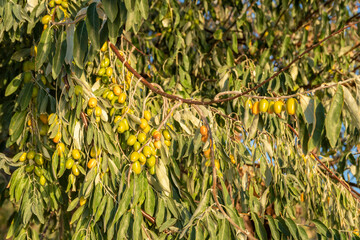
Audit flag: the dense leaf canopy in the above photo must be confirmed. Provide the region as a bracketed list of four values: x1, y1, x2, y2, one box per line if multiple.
[1, 0, 360, 239]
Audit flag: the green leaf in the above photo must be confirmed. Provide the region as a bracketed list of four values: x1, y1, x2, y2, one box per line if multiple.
[139, 0, 149, 19]
[132, 206, 142, 240]
[307, 100, 325, 152]
[251, 212, 267, 240]
[159, 218, 177, 232]
[17, 82, 33, 111]
[285, 218, 299, 239]
[35, 27, 53, 71]
[297, 225, 309, 240]
[11, 49, 30, 62]
[94, 195, 107, 224]
[180, 190, 210, 238]
[266, 215, 280, 240]
[86, 2, 100, 51]
[325, 85, 343, 148]
[312, 219, 330, 237]
[102, 0, 118, 22]
[112, 185, 132, 225]
[5, 73, 22, 96]
[213, 29, 223, 40]
[67, 197, 79, 212]
[52, 31, 67, 79]
[70, 205, 85, 224]
[73, 21, 88, 69]
[117, 212, 131, 239]
[217, 219, 231, 239]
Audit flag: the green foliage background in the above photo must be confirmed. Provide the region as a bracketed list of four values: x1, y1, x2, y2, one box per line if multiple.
[1, 0, 360, 239]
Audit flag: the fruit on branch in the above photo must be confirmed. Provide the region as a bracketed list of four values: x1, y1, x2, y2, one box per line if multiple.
[286, 98, 297, 115]
[87, 159, 97, 169]
[259, 99, 269, 112]
[273, 100, 284, 114]
[200, 125, 208, 136]
[252, 101, 260, 115]
[72, 149, 81, 160]
[88, 98, 97, 108]
[267, 101, 275, 114]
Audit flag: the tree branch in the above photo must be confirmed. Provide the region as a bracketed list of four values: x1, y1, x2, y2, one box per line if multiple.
[109, 19, 360, 106]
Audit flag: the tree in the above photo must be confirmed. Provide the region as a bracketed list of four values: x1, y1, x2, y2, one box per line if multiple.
[0, 0, 360, 239]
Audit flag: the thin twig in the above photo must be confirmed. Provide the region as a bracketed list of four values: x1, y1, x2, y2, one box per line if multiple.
[214, 78, 355, 100]
[192, 105, 256, 239]
[109, 20, 360, 106]
[310, 152, 360, 202]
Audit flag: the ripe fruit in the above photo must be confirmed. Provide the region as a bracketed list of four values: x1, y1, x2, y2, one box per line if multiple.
[149, 166, 155, 175]
[204, 149, 211, 159]
[75, 85, 83, 96]
[268, 101, 275, 114]
[106, 67, 113, 77]
[117, 122, 126, 133]
[143, 146, 152, 157]
[49, 0, 55, 7]
[113, 85, 121, 96]
[96, 116, 101, 123]
[137, 133, 147, 144]
[88, 97, 97, 108]
[101, 42, 108, 52]
[230, 155, 236, 164]
[154, 141, 161, 149]
[90, 147, 101, 158]
[245, 99, 253, 109]
[139, 119, 148, 130]
[130, 152, 139, 162]
[18, 152, 27, 162]
[132, 161, 142, 174]
[72, 164, 80, 176]
[274, 101, 284, 114]
[139, 153, 146, 165]
[41, 15, 52, 25]
[94, 107, 102, 117]
[57, 143, 65, 155]
[98, 68, 106, 76]
[201, 134, 208, 142]
[143, 125, 151, 134]
[35, 154, 44, 165]
[214, 159, 220, 170]
[107, 91, 114, 101]
[27, 151, 35, 160]
[164, 140, 171, 147]
[53, 131, 62, 143]
[122, 118, 129, 130]
[200, 125, 208, 136]
[39, 114, 48, 124]
[118, 93, 126, 103]
[79, 196, 87, 206]
[65, 158, 74, 169]
[54, 0, 62, 4]
[152, 130, 161, 141]
[259, 99, 269, 112]
[146, 156, 156, 167]
[127, 135, 137, 146]
[163, 130, 171, 140]
[286, 98, 297, 115]
[144, 111, 151, 121]
[252, 101, 260, 115]
[72, 149, 81, 160]
[39, 175, 46, 186]
[87, 158, 97, 169]
[133, 142, 141, 151]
